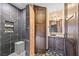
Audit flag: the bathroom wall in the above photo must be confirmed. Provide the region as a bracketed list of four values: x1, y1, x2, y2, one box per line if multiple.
[18, 10, 26, 41]
[0, 3, 18, 55]
[65, 3, 78, 56]
[0, 3, 27, 56]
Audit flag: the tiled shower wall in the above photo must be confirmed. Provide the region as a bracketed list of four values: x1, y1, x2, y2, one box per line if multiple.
[25, 5, 29, 55]
[0, 3, 19, 56]
[18, 9, 26, 41]
[18, 8, 29, 55]
[0, 3, 27, 56]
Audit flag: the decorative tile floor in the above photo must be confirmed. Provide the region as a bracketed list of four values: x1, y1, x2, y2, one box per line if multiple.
[35, 50, 63, 56]
[9, 50, 63, 56]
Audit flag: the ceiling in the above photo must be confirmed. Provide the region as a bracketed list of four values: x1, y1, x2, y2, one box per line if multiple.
[11, 3, 28, 9]
[33, 3, 64, 12]
[11, 3, 64, 12]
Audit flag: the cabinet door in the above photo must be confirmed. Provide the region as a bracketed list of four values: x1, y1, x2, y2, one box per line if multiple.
[55, 37, 64, 55]
[48, 37, 55, 51]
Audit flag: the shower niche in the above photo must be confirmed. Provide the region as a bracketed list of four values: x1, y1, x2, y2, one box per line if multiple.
[4, 21, 14, 33]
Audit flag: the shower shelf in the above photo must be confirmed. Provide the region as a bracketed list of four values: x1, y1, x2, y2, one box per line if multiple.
[4, 21, 14, 33]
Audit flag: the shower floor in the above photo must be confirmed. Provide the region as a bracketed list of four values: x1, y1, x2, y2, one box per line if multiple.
[9, 51, 25, 56]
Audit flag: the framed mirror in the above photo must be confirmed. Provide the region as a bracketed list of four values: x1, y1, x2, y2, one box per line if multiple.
[49, 17, 62, 33]
[49, 9, 64, 35]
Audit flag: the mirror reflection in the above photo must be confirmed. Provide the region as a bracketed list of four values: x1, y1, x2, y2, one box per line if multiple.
[49, 9, 63, 33]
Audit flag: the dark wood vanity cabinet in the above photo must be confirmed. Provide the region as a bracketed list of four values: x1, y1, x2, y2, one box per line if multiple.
[55, 37, 64, 54]
[48, 37, 55, 51]
[48, 37, 77, 56]
[48, 36, 64, 55]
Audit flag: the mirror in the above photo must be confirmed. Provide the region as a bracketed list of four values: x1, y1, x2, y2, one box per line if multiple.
[49, 10, 63, 34]
[49, 19, 62, 33]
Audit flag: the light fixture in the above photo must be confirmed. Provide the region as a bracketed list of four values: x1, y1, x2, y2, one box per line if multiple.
[68, 3, 77, 8]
